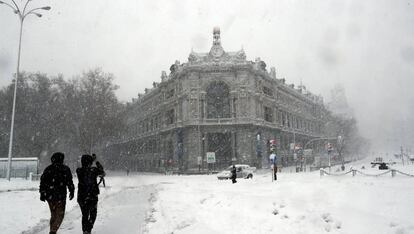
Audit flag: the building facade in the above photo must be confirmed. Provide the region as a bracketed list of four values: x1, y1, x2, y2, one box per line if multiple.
[104, 27, 330, 172]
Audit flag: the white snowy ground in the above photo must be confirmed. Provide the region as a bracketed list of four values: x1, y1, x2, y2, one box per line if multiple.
[1, 159, 414, 234]
[0, 173, 160, 234]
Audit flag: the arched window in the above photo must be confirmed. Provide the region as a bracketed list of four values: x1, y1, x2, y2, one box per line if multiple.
[206, 81, 230, 118]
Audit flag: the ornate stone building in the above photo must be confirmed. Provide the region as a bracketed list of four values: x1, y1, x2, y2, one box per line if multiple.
[104, 27, 329, 171]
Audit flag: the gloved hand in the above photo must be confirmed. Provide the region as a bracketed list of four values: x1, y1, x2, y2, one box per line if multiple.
[40, 193, 46, 202]
[69, 191, 74, 200]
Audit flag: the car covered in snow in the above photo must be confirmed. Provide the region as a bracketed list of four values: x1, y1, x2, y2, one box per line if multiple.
[217, 164, 256, 180]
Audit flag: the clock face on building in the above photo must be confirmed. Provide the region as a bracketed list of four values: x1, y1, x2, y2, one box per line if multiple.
[211, 45, 224, 57]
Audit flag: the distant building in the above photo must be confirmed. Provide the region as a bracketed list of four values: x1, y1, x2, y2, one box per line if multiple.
[327, 84, 354, 119]
[104, 27, 330, 171]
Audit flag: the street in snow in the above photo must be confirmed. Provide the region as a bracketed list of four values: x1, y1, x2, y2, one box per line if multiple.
[1, 158, 414, 234]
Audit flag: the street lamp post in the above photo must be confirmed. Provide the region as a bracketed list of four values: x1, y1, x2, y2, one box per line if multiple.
[0, 0, 51, 180]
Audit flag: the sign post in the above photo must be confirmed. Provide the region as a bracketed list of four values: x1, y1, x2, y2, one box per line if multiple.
[326, 143, 333, 172]
[197, 156, 202, 172]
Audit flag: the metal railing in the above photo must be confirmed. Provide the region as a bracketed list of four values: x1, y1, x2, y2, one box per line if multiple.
[320, 168, 414, 178]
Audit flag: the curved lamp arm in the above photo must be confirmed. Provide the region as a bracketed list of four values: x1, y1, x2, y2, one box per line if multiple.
[23, 6, 50, 19]
[0, 0, 18, 13]
[25, 11, 42, 18]
[22, 0, 30, 15]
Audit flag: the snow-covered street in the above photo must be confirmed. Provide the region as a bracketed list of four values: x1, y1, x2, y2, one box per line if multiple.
[1, 162, 414, 234]
[23, 185, 155, 234]
[0, 173, 159, 234]
[146, 165, 414, 234]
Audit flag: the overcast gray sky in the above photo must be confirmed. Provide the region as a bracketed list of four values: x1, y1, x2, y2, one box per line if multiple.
[1, 0, 413, 152]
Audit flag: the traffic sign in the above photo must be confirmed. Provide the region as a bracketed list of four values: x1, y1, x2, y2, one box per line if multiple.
[206, 152, 216, 163]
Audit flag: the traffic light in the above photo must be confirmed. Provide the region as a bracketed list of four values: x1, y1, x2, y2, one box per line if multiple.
[326, 143, 333, 152]
[269, 139, 277, 153]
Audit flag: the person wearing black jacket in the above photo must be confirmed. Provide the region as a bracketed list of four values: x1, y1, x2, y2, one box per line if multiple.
[76, 154, 105, 234]
[231, 165, 237, 184]
[39, 152, 75, 234]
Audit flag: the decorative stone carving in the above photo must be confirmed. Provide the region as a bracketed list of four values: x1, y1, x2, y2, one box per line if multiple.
[161, 71, 168, 82]
[259, 61, 267, 71]
[270, 67, 276, 79]
[170, 64, 177, 74]
[190, 89, 198, 99]
[213, 27, 221, 46]
[235, 49, 246, 60]
[187, 27, 247, 66]
[188, 52, 198, 63]
[255, 57, 267, 71]
[169, 60, 181, 75]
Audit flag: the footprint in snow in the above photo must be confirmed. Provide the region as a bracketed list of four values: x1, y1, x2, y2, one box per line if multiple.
[321, 213, 342, 231]
[272, 202, 287, 217]
[334, 221, 342, 229]
[321, 213, 333, 223]
[200, 195, 214, 204]
[281, 214, 289, 219]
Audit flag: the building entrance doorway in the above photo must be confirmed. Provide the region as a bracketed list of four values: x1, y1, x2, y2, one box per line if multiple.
[207, 132, 232, 169]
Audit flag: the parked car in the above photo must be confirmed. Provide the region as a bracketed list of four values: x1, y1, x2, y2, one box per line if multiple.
[217, 164, 255, 180]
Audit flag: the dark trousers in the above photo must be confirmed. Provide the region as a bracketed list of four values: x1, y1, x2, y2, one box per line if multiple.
[274, 165, 278, 180]
[79, 199, 98, 232]
[47, 200, 66, 233]
[231, 175, 237, 184]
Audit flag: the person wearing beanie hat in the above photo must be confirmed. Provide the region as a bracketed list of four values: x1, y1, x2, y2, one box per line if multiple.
[39, 152, 75, 234]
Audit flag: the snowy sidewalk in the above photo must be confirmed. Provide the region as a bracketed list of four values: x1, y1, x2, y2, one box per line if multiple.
[0, 173, 164, 234]
[23, 184, 156, 234]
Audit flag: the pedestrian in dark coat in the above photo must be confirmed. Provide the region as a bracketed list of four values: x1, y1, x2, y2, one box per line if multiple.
[39, 152, 75, 234]
[76, 154, 105, 234]
[231, 165, 237, 184]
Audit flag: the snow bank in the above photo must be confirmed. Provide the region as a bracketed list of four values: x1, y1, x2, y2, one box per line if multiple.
[147, 168, 414, 234]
